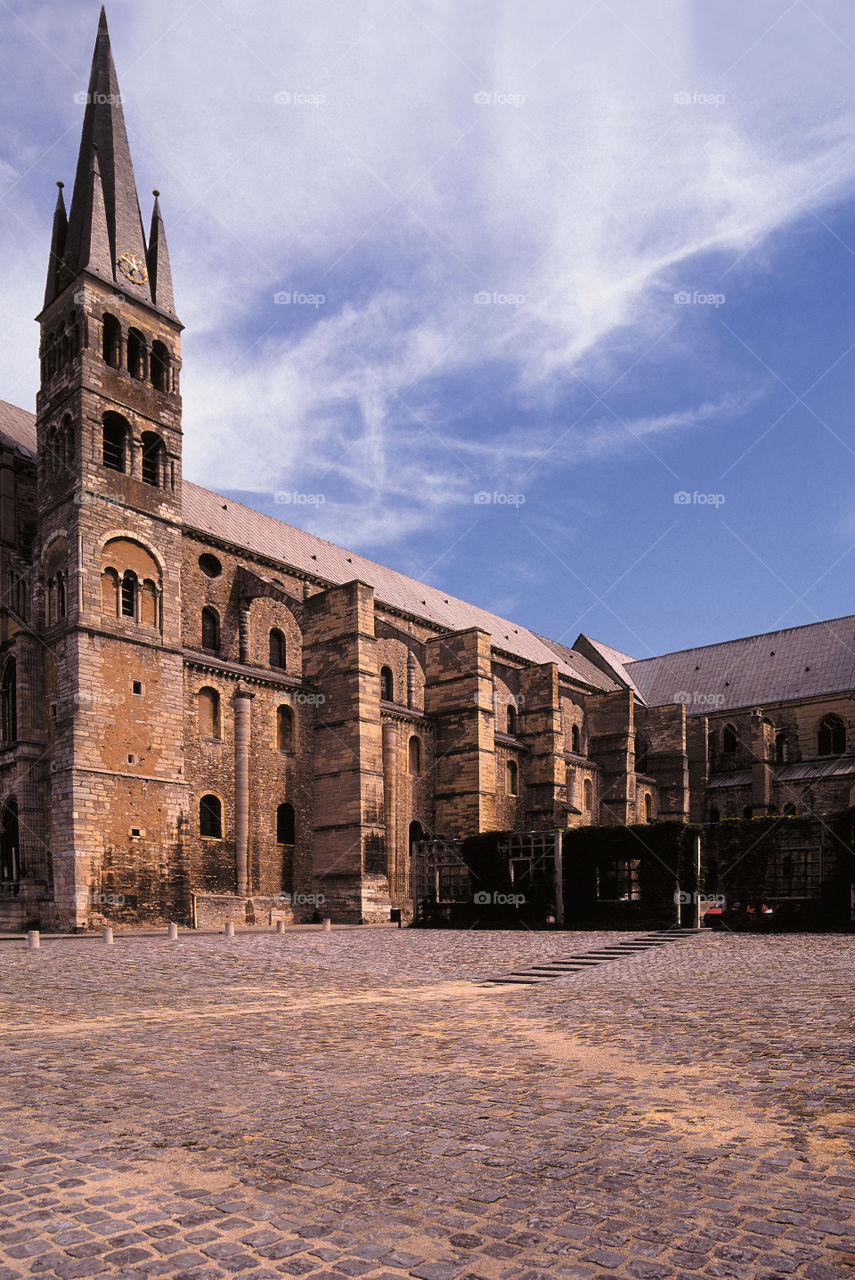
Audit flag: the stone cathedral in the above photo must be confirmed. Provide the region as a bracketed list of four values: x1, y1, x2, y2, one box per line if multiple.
[1, 11, 854, 931]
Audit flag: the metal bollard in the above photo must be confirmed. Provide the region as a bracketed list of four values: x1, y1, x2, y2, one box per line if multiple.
[225, 921, 235, 937]
[167, 922, 178, 941]
[322, 918, 331, 932]
[102, 926, 113, 945]
[276, 919, 285, 934]
[27, 930, 40, 950]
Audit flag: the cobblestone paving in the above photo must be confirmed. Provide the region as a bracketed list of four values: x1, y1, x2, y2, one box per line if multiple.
[0, 928, 852, 1280]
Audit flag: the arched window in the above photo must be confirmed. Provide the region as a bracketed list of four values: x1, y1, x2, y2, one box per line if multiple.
[722, 723, 738, 755]
[140, 578, 157, 627]
[102, 313, 121, 368]
[380, 666, 394, 701]
[61, 414, 74, 470]
[197, 688, 221, 739]
[126, 327, 147, 380]
[507, 703, 518, 735]
[644, 792, 652, 822]
[571, 724, 581, 754]
[199, 794, 222, 839]
[276, 803, 295, 845]
[409, 820, 424, 857]
[276, 705, 294, 752]
[408, 735, 422, 775]
[708, 729, 718, 767]
[120, 570, 137, 618]
[269, 628, 286, 669]
[742, 804, 753, 820]
[0, 797, 19, 883]
[101, 567, 119, 617]
[151, 340, 170, 392]
[635, 732, 650, 774]
[506, 759, 518, 795]
[0, 661, 16, 744]
[783, 802, 797, 815]
[583, 778, 593, 810]
[817, 714, 846, 756]
[201, 607, 220, 652]
[140, 432, 164, 487]
[774, 730, 788, 764]
[709, 806, 720, 825]
[102, 412, 129, 473]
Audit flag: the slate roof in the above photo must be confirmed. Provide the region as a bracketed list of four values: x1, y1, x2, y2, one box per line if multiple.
[0, 401, 36, 457]
[0, 400, 612, 690]
[708, 757, 855, 790]
[619, 617, 855, 712]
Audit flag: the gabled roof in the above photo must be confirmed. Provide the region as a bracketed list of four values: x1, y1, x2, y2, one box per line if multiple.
[622, 616, 855, 712]
[182, 480, 611, 687]
[0, 399, 611, 689]
[0, 401, 36, 457]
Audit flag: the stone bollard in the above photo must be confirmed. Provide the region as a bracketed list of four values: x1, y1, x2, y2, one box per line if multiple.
[276, 919, 285, 934]
[167, 922, 178, 941]
[322, 918, 331, 932]
[225, 921, 235, 937]
[27, 930, 40, 950]
[102, 926, 113, 945]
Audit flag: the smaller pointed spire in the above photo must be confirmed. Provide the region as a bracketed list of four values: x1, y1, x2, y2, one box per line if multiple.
[43, 181, 68, 307]
[146, 189, 178, 319]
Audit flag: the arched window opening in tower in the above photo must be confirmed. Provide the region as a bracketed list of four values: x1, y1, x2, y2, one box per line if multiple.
[380, 666, 394, 701]
[722, 723, 738, 755]
[141, 431, 164, 487]
[151, 340, 170, 392]
[102, 412, 129, 473]
[126, 328, 147, 380]
[120, 570, 137, 618]
[506, 759, 518, 796]
[102, 313, 121, 368]
[408, 735, 421, 775]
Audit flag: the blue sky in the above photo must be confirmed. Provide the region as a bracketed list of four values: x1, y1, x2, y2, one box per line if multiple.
[2, 0, 855, 660]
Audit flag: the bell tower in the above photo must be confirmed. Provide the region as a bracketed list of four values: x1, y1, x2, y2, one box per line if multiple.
[36, 7, 188, 929]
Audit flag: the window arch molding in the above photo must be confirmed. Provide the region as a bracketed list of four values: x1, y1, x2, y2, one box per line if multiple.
[817, 713, 846, 757]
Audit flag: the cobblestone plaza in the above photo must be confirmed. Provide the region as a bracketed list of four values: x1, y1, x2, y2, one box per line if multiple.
[0, 928, 852, 1279]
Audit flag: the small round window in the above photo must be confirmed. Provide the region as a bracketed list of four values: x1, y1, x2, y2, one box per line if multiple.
[199, 553, 222, 579]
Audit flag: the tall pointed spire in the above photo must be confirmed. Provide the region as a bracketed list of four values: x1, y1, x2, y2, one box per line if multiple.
[43, 182, 68, 307]
[63, 7, 152, 301]
[146, 190, 177, 319]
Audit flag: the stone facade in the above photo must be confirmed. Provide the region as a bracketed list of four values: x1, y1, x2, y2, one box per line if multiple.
[0, 12, 853, 930]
